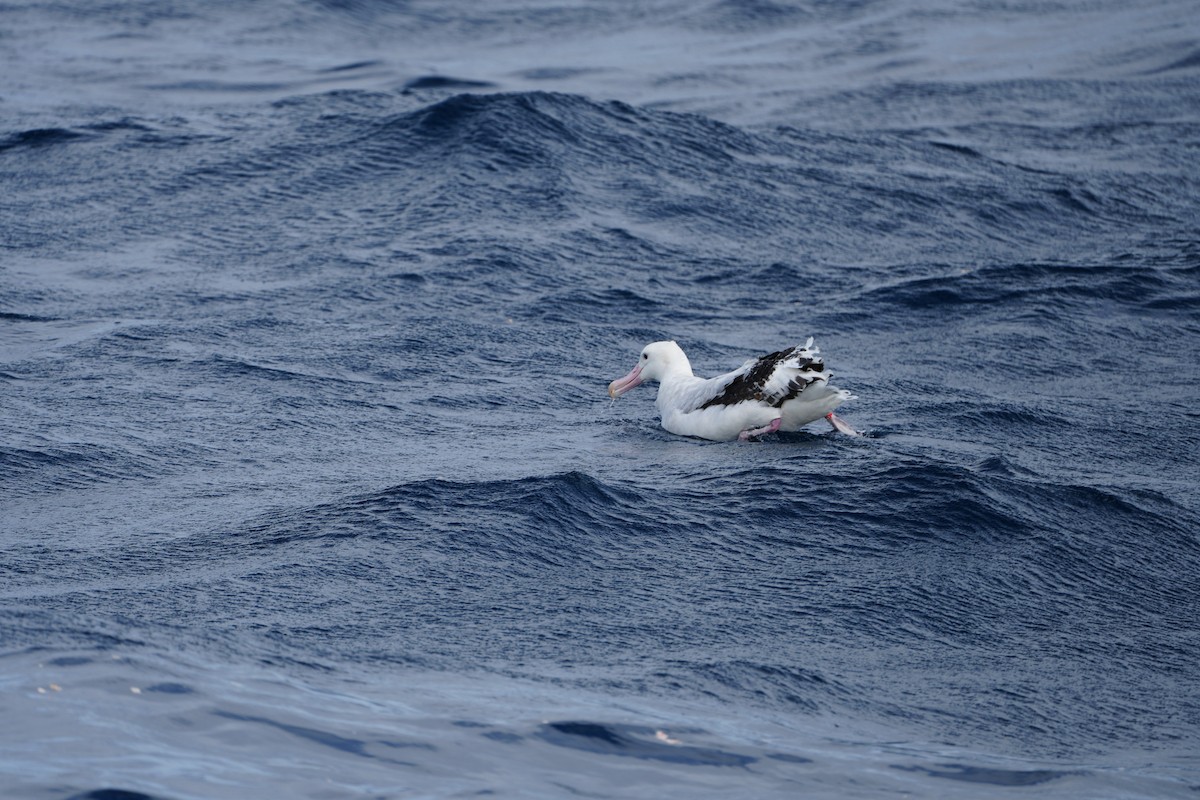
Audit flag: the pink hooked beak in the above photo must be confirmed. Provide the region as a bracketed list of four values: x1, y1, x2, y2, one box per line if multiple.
[607, 363, 643, 398]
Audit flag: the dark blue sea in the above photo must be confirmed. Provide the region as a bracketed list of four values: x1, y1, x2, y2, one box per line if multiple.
[3, 1, 1199, 797]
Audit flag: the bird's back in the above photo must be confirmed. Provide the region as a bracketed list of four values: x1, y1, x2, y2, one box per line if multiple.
[698, 340, 829, 411]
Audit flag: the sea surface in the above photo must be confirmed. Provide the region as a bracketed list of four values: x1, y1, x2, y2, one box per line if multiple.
[2, 1, 1199, 798]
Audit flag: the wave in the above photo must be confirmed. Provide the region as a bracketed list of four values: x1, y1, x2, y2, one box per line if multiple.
[0, 442, 164, 497]
[241, 470, 648, 551]
[7, 87, 1192, 292]
[538, 720, 755, 766]
[0, 127, 95, 153]
[845, 261, 1194, 328]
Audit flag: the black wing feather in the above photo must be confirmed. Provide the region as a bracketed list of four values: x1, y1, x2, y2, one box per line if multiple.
[699, 346, 824, 410]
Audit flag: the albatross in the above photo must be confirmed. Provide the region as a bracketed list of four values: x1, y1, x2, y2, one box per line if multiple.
[608, 339, 858, 441]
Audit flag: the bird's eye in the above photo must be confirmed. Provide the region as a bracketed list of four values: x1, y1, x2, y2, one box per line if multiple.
[641, 353, 648, 360]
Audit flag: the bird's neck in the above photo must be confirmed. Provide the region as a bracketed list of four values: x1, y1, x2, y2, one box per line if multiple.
[654, 368, 703, 411]
[664, 352, 694, 379]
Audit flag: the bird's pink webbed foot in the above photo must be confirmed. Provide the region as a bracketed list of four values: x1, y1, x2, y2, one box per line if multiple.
[738, 417, 782, 441]
[826, 412, 860, 436]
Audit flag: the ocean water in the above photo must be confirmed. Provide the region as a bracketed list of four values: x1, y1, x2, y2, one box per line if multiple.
[2, 1, 1199, 797]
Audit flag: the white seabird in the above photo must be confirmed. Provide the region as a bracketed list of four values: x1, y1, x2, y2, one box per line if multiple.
[608, 339, 858, 441]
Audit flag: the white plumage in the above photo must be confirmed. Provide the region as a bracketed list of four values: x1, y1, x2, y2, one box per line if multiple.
[608, 339, 857, 441]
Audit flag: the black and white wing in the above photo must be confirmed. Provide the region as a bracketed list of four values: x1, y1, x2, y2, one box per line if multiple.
[698, 338, 831, 410]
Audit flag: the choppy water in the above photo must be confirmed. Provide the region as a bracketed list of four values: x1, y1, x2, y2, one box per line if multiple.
[2, 1, 1199, 798]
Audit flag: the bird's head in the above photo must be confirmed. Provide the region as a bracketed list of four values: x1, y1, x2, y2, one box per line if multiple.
[608, 340, 691, 398]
